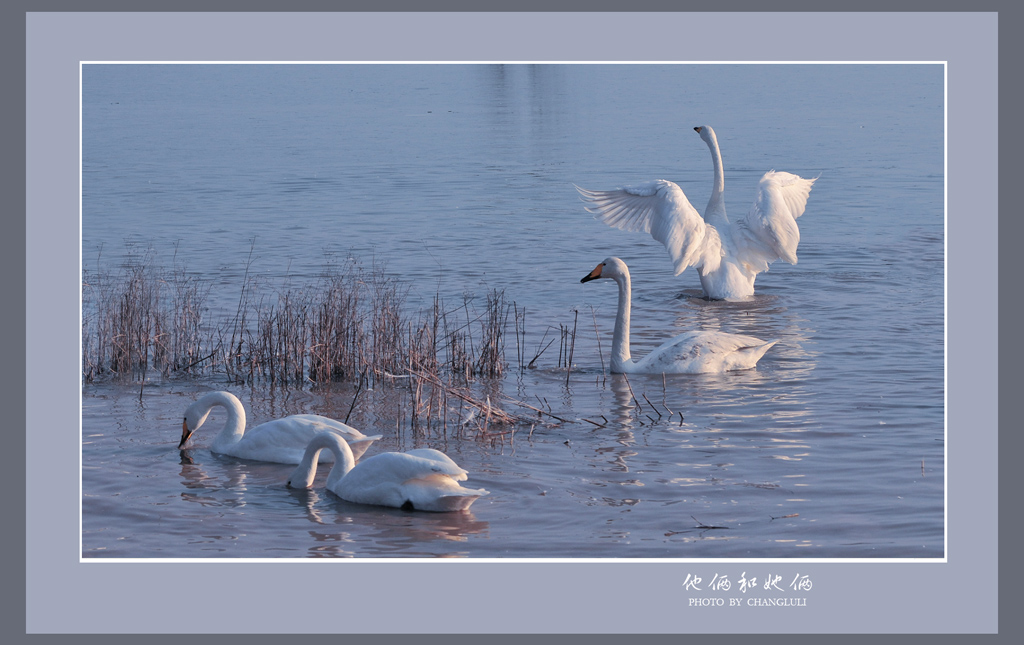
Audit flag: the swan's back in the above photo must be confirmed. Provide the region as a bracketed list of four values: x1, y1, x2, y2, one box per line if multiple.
[633, 330, 778, 374]
[334, 451, 488, 512]
[403, 448, 469, 481]
[228, 415, 379, 464]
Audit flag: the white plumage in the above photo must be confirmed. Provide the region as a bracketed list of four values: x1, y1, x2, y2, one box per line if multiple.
[581, 257, 777, 374]
[287, 432, 489, 512]
[179, 391, 380, 464]
[577, 125, 816, 300]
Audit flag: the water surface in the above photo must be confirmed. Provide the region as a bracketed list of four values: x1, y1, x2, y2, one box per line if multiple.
[82, 63, 945, 558]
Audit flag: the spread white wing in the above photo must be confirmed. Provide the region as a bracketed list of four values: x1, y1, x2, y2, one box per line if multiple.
[575, 180, 719, 276]
[733, 171, 817, 273]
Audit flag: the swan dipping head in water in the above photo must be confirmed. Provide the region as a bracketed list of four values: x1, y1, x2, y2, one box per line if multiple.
[287, 431, 489, 512]
[582, 257, 778, 374]
[180, 391, 380, 465]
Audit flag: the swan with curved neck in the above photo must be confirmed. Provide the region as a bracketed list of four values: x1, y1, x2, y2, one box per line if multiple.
[179, 391, 381, 464]
[576, 125, 816, 300]
[287, 432, 489, 512]
[581, 257, 778, 373]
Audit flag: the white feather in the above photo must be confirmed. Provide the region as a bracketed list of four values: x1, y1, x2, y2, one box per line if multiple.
[581, 257, 777, 374]
[577, 126, 817, 300]
[180, 391, 380, 464]
[287, 432, 488, 513]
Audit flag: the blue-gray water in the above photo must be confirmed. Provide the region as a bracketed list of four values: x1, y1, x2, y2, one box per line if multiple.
[81, 64, 944, 558]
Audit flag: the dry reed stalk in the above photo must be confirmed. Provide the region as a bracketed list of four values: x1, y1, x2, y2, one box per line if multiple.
[499, 395, 570, 424]
[565, 309, 578, 386]
[527, 327, 556, 369]
[513, 302, 525, 372]
[590, 305, 605, 376]
[226, 239, 258, 381]
[344, 369, 366, 423]
[621, 373, 643, 413]
[408, 368, 520, 427]
[641, 393, 662, 418]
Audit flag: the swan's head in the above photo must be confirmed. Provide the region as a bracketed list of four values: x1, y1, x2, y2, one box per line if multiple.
[581, 257, 629, 283]
[179, 403, 211, 449]
[694, 125, 718, 146]
[285, 464, 316, 489]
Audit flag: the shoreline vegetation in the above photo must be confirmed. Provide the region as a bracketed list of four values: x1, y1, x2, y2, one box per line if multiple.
[81, 242, 589, 436]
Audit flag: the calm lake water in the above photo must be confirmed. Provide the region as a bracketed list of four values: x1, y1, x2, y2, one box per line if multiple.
[81, 63, 945, 559]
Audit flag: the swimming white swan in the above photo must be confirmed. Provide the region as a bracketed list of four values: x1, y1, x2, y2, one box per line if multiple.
[179, 391, 381, 465]
[287, 432, 489, 512]
[581, 257, 778, 374]
[576, 125, 816, 300]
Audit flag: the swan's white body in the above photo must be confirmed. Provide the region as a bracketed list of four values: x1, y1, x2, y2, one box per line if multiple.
[581, 257, 778, 374]
[577, 125, 816, 300]
[287, 432, 489, 512]
[180, 391, 380, 465]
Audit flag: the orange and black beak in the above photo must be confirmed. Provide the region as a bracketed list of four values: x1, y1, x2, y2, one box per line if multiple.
[178, 419, 193, 449]
[581, 263, 605, 284]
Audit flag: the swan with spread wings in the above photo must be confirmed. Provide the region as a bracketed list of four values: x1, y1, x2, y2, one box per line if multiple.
[576, 125, 817, 300]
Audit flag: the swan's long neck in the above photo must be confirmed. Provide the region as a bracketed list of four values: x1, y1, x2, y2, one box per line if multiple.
[202, 392, 246, 449]
[610, 269, 633, 372]
[704, 131, 728, 227]
[290, 433, 356, 490]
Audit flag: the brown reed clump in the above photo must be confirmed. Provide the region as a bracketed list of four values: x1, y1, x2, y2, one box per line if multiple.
[367, 269, 409, 382]
[308, 269, 363, 382]
[83, 246, 209, 378]
[82, 246, 522, 390]
[165, 247, 214, 374]
[474, 289, 509, 378]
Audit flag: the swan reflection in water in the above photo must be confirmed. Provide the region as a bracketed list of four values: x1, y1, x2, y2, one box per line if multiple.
[176, 445, 490, 557]
[176, 448, 272, 510]
[285, 484, 490, 557]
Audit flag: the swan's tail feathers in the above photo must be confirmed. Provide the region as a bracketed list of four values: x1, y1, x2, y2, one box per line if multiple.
[402, 481, 489, 512]
[432, 488, 489, 512]
[742, 339, 779, 364]
[347, 434, 383, 444]
[341, 433, 382, 461]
